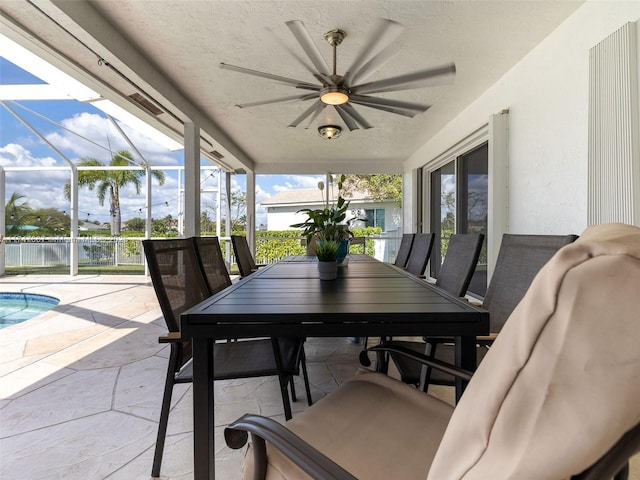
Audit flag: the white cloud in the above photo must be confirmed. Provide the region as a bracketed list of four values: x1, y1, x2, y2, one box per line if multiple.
[2, 142, 185, 223]
[0, 143, 59, 168]
[45, 112, 180, 166]
[272, 174, 324, 192]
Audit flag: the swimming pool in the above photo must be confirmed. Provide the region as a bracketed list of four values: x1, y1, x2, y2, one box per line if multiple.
[0, 292, 60, 328]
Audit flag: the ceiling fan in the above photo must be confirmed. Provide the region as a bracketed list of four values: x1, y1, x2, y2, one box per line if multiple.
[220, 19, 456, 131]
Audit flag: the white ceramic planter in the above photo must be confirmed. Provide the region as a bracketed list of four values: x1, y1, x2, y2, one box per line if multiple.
[317, 260, 338, 280]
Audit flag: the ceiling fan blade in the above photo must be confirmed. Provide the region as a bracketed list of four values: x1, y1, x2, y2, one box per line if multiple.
[313, 73, 337, 86]
[237, 93, 317, 109]
[304, 103, 326, 129]
[334, 105, 359, 131]
[349, 94, 430, 113]
[349, 41, 403, 86]
[349, 99, 429, 118]
[286, 20, 332, 76]
[289, 100, 325, 128]
[342, 19, 405, 86]
[351, 63, 456, 95]
[220, 63, 318, 89]
[338, 103, 373, 129]
[352, 77, 452, 95]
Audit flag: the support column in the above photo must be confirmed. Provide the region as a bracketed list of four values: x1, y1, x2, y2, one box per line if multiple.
[69, 166, 79, 276]
[246, 170, 256, 254]
[225, 172, 232, 266]
[184, 122, 201, 237]
[0, 167, 5, 276]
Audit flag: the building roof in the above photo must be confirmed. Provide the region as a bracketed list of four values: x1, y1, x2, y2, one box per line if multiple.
[261, 188, 373, 207]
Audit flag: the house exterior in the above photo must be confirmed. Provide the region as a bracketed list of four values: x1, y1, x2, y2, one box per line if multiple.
[260, 188, 401, 234]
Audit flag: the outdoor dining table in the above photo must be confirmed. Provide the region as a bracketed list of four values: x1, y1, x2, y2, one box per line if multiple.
[181, 254, 489, 479]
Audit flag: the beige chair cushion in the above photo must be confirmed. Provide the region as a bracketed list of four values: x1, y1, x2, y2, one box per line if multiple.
[242, 372, 454, 480]
[428, 223, 640, 479]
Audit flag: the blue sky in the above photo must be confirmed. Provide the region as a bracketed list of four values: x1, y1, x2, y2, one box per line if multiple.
[0, 42, 324, 227]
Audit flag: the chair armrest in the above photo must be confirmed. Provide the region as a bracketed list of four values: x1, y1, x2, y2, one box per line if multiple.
[476, 333, 498, 343]
[158, 332, 182, 343]
[225, 414, 358, 480]
[424, 332, 497, 345]
[359, 344, 473, 382]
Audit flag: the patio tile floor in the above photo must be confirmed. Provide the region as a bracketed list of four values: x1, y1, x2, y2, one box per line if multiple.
[0, 275, 637, 479]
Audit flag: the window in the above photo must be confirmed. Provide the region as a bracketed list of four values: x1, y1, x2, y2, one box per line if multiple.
[430, 143, 488, 296]
[365, 208, 386, 231]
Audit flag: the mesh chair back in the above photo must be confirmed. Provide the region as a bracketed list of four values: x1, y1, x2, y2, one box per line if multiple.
[404, 233, 435, 276]
[143, 238, 210, 333]
[484, 233, 578, 332]
[393, 233, 415, 268]
[143, 238, 211, 367]
[435, 233, 485, 297]
[231, 235, 258, 277]
[305, 234, 319, 256]
[192, 237, 232, 295]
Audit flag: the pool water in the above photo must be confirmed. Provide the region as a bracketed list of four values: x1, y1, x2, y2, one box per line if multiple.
[0, 293, 60, 328]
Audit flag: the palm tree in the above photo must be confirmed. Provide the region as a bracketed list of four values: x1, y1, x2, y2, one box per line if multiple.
[65, 150, 166, 235]
[5, 192, 32, 236]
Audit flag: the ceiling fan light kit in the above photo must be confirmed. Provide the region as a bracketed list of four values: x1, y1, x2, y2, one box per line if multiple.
[320, 86, 349, 105]
[318, 125, 342, 140]
[221, 19, 455, 134]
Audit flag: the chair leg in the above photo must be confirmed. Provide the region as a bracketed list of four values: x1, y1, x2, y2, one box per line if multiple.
[300, 348, 313, 406]
[289, 376, 298, 402]
[278, 374, 293, 420]
[152, 349, 179, 478]
[271, 338, 293, 420]
[420, 341, 437, 392]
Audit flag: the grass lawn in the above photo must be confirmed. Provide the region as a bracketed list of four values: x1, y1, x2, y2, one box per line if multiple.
[3, 265, 146, 275]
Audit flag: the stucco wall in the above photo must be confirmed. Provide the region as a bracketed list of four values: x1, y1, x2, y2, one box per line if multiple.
[404, 1, 640, 235]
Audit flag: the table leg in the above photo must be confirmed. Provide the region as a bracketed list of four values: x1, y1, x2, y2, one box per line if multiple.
[455, 335, 476, 403]
[192, 337, 215, 479]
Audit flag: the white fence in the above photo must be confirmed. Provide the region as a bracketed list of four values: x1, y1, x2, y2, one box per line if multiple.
[5, 237, 144, 267]
[3, 234, 402, 269]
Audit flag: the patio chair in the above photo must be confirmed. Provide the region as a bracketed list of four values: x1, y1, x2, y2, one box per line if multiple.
[143, 238, 311, 478]
[431, 233, 485, 297]
[231, 234, 265, 277]
[364, 233, 484, 354]
[362, 232, 425, 350]
[225, 223, 640, 480]
[389, 232, 578, 390]
[191, 236, 233, 295]
[403, 232, 435, 277]
[349, 236, 366, 254]
[192, 235, 313, 403]
[394, 233, 415, 268]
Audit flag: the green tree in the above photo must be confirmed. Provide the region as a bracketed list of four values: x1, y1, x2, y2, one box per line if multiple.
[125, 217, 146, 232]
[201, 210, 215, 233]
[64, 150, 166, 235]
[26, 208, 71, 236]
[208, 189, 247, 235]
[229, 190, 247, 231]
[341, 174, 402, 204]
[5, 192, 32, 236]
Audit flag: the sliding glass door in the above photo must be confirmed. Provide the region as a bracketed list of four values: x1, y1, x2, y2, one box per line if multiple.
[430, 143, 488, 296]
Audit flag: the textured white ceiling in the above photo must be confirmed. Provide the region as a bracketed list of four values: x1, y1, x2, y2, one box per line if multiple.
[0, 0, 583, 173]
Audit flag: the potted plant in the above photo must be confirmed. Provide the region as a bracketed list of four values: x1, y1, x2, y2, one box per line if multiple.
[314, 239, 340, 280]
[291, 175, 353, 266]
